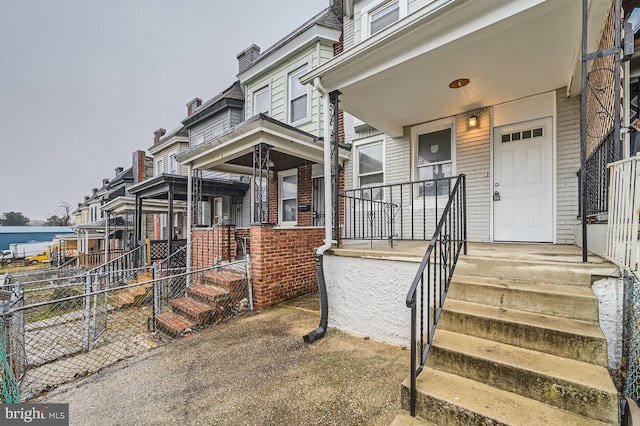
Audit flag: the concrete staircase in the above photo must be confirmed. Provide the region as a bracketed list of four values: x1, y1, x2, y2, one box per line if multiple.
[155, 268, 246, 336]
[397, 255, 620, 425]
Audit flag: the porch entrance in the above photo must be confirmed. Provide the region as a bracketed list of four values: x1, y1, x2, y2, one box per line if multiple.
[493, 117, 553, 242]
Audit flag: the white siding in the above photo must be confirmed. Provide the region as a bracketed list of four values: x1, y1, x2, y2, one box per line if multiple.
[154, 142, 190, 176]
[555, 88, 580, 244]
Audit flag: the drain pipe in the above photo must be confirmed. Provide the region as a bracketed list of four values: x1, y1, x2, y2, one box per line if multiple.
[304, 77, 333, 343]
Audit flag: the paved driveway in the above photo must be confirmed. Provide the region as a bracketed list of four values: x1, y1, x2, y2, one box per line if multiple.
[38, 293, 409, 425]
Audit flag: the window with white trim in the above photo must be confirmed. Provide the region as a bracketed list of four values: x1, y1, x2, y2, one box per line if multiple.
[253, 85, 270, 115]
[355, 141, 384, 200]
[288, 65, 309, 124]
[168, 151, 178, 174]
[279, 169, 298, 225]
[155, 158, 164, 176]
[412, 119, 455, 197]
[361, 0, 407, 39]
[213, 124, 224, 137]
[193, 133, 204, 147]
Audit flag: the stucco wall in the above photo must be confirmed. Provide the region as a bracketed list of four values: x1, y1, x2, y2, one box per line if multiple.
[592, 277, 623, 370]
[324, 254, 418, 345]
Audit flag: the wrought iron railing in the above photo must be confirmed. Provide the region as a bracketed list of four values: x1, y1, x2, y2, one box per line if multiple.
[342, 176, 458, 246]
[578, 131, 615, 218]
[405, 174, 467, 417]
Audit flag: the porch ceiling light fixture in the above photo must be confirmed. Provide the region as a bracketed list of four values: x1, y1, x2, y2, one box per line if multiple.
[468, 108, 486, 128]
[448, 78, 470, 89]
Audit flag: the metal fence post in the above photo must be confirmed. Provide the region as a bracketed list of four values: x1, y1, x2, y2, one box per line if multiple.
[83, 273, 91, 352]
[152, 263, 159, 331]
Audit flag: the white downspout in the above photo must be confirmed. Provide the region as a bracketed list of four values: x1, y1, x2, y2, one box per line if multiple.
[303, 76, 334, 343]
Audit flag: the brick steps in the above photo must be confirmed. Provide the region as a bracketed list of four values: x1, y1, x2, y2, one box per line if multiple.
[154, 267, 247, 338]
[155, 312, 197, 336]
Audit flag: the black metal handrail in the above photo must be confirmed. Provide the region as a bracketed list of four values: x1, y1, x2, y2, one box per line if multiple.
[341, 176, 458, 245]
[578, 131, 615, 218]
[405, 174, 467, 417]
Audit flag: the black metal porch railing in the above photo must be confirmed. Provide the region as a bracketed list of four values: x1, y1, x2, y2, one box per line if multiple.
[578, 131, 615, 218]
[341, 176, 459, 246]
[405, 174, 467, 417]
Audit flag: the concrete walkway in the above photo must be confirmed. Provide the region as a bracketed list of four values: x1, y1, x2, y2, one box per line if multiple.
[37, 293, 409, 425]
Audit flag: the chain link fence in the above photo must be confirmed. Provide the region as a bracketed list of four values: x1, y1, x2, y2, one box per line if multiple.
[624, 272, 640, 403]
[0, 260, 249, 401]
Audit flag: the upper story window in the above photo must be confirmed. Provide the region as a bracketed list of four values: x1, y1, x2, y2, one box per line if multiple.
[253, 86, 270, 115]
[361, 0, 407, 39]
[193, 133, 204, 147]
[155, 158, 164, 176]
[355, 139, 384, 201]
[288, 65, 310, 125]
[169, 151, 178, 174]
[370, 1, 399, 34]
[411, 118, 455, 197]
[213, 124, 224, 137]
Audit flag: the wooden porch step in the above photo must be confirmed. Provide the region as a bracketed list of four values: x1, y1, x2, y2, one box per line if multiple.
[170, 297, 213, 323]
[155, 312, 197, 337]
[186, 284, 229, 304]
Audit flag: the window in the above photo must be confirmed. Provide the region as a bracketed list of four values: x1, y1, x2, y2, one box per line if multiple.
[159, 214, 167, 239]
[193, 133, 204, 147]
[412, 119, 455, 196]
[155, 158, 163, 176]
[355, 141, 384, 200]
[213, 124, 224, 137]
[279, 170, 298, 225]
[361, 0, 407, 39]
[288, 65, 309, 124]
[169, 151, 178, 174]
[370, 0, 399, 35]
[253, 86, 270, 115]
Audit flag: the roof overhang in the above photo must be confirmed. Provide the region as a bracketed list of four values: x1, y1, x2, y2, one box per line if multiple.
[177, 115, 350, 174]
[302, 0, 610, 137]
[101, 196, 188, 215]
[238, 25, 341, 84]
[128, 174, 248, 200]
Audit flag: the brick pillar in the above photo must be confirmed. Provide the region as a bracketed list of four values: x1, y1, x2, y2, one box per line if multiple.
[298, 165, 313, 226]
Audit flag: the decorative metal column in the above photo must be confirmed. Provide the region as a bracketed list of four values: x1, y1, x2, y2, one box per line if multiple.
[329, 90, 341, 245]
[253, 143, 271, 223]
[580, 0, 622, 262]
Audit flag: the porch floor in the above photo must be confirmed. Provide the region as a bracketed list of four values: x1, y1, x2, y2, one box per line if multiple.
[333, 241, 610, 265]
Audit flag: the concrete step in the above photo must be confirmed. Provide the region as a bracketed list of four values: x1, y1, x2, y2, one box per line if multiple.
[400, 367, 611, 426]
[428, 329, 618, 424]
[155, 312, 197, 336]
[438, 299, 608, 366]
[448, 275, 599, 321]
[186, 284, 229, 304]
[455, 256, 619, 287]
[389, 412, 437, 425]
[170, 297, 213, 324]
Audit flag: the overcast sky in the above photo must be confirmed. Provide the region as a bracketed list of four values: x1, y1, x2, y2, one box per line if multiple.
[0, 0, 329, 221]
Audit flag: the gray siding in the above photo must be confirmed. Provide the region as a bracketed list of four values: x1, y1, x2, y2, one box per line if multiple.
[455, 113, 491, 242]
[190, 112, 228, 148]
[555, 88, 580, 244]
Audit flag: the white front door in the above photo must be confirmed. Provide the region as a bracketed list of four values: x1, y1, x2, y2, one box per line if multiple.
[493, 117, 553, 242]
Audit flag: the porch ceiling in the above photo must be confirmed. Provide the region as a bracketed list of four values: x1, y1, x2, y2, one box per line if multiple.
[177, 114, 350, 174]
[303, 0, 610, 137]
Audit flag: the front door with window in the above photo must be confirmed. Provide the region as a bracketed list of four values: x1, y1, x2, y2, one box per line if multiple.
[493, 118, 553, 242]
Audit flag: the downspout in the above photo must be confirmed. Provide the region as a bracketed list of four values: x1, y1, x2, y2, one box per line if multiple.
[304, 77, 333, 343]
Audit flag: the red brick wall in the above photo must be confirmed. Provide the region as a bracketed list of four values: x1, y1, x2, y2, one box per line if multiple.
[268, 173, 278, 224]
[250, 224, 324, 309]
[297, 165, 313, 226]
[191, 226, 237, 268]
